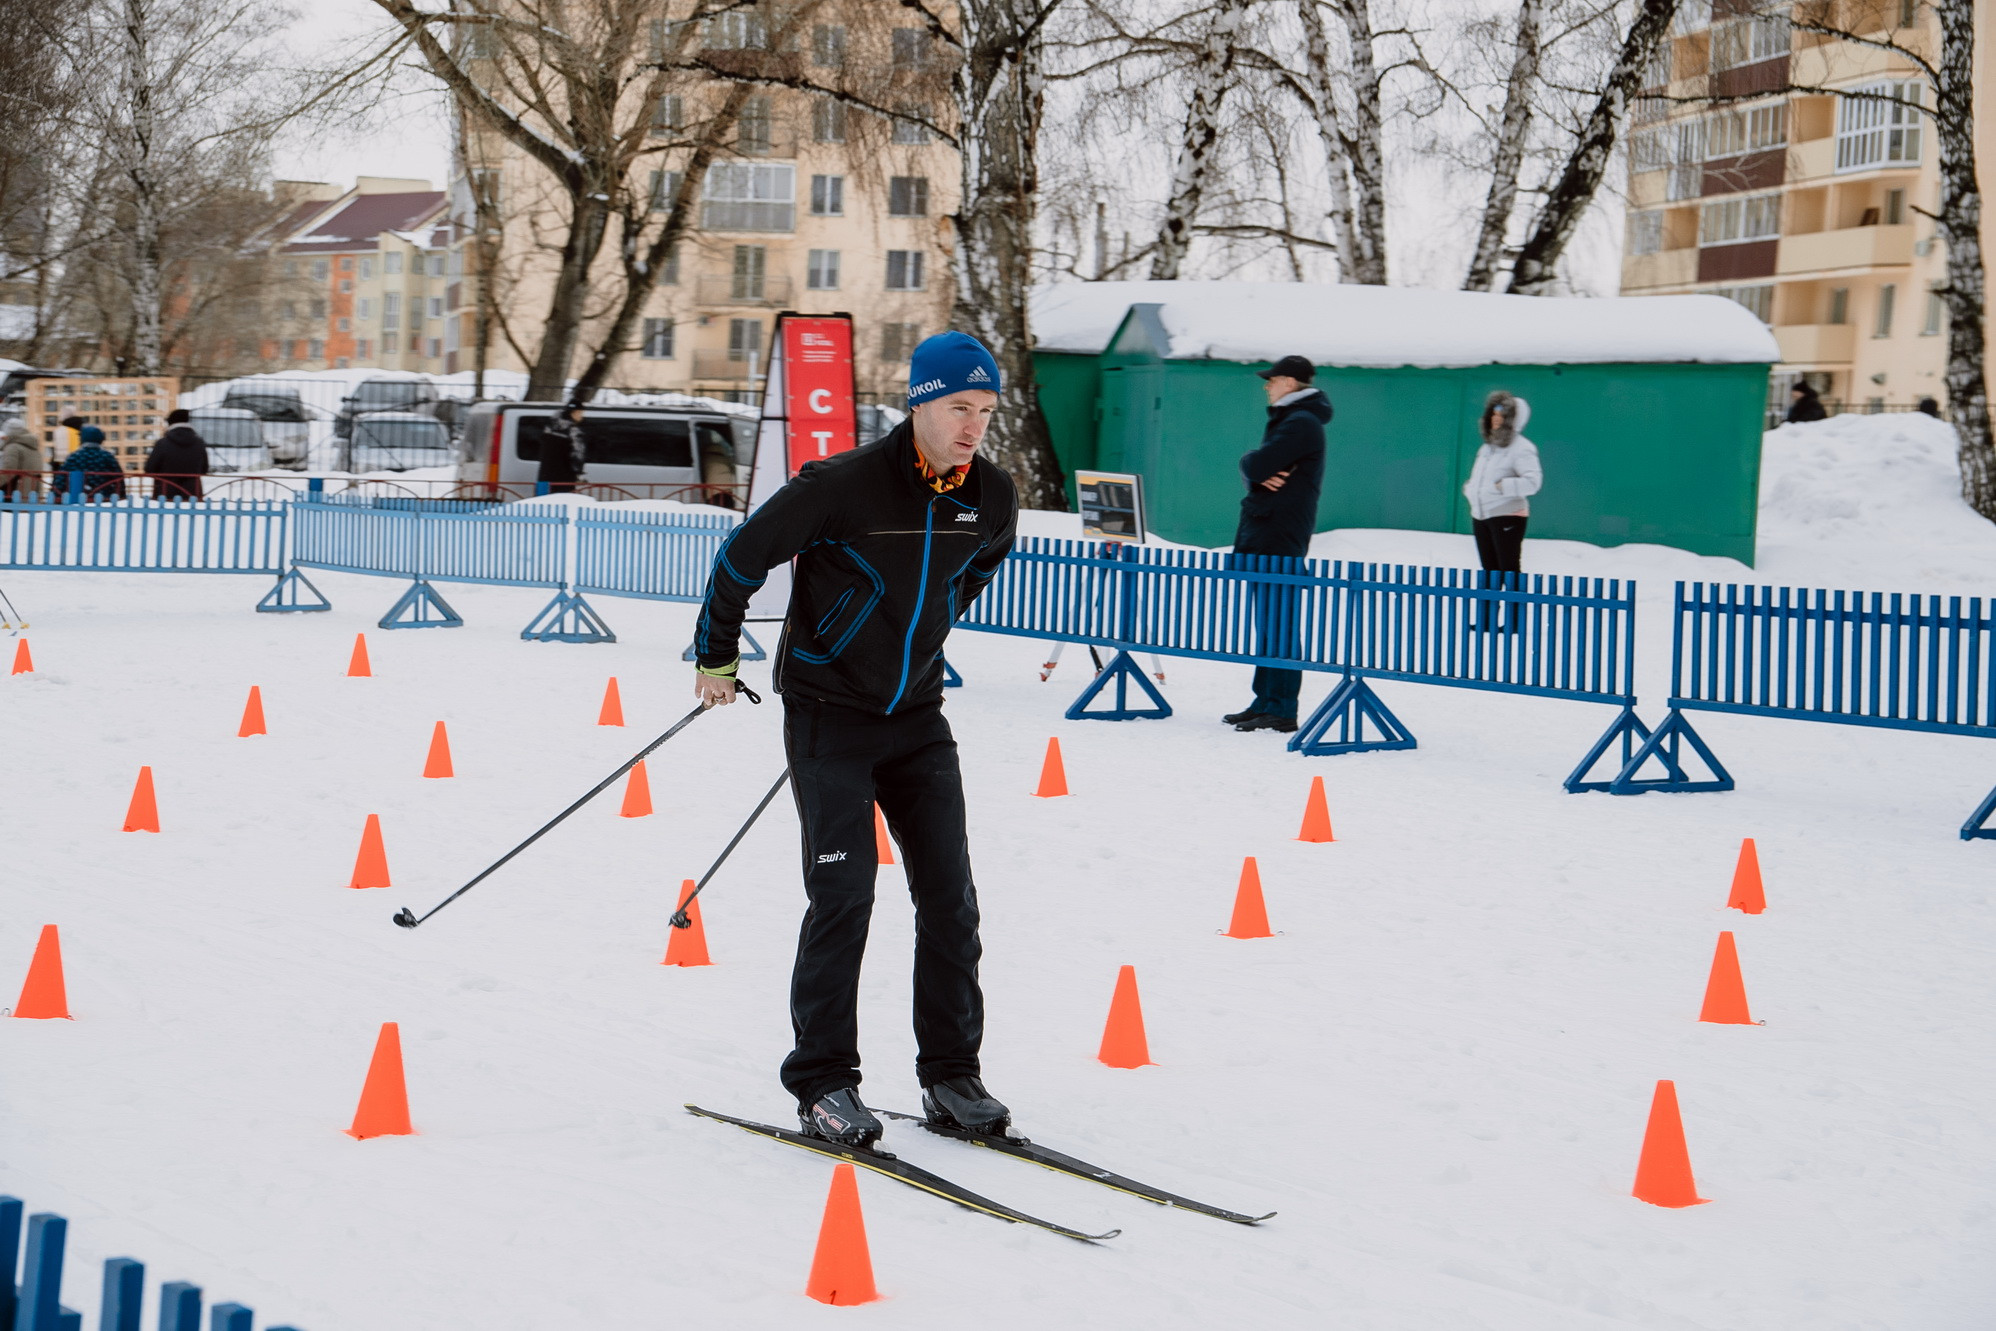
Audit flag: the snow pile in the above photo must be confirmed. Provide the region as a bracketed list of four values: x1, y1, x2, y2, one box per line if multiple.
[1031, 280, 1780, 368]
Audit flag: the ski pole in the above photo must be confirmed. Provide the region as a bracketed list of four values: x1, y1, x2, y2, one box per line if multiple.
[0, 582, 24, 631]
[392, 678, 762, 930]
[669, 767, 791, 928]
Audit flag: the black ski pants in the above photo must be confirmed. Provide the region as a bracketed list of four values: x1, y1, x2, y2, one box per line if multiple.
[779, 696, 984, 1107]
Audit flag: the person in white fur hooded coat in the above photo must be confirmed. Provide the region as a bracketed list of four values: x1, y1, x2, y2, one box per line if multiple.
[1462, 389, 1543, 575]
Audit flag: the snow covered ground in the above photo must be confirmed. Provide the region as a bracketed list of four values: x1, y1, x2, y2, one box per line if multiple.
[4, 414, 1994, 1328]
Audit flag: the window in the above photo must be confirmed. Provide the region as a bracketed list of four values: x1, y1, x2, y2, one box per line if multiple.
[813, 98, 848, 143]
[428, 254, 445, 277]
[468, 167, 503, 212]
[1885, 187, 1905, 223]
[1628, 210, 1664, 255]
[641, 318, 676, 359]
[383, 293, 402, 330]
[1875, 283, 1897, 336]
[652, 95, 684, 135]
[880, 322, 922, 364]
[338, 318, 352, 332]
[1641, 44, 1672, 91]
[336, 357, 350, 370]
[728, 317, 763, 362]
[702, 161, 795, 231]
[1899, 0, 1919, 26]
[892, 109, 931, 145]
[429, 297, 443, 318]
[663, 244, 680, 285]
[649, 169, 684, 213]
[428, 338, 442, 358]
[813, 23, 846, 65]
[733, 244, 767, 299]
[308, 339, 325, 358]
[1828, 286, 1849, 324]
[1710, 13, 1788, 70]
[888, 176, 929, 216]
[458, 22, 497, 59]
[811, 174, 845, 216]
[807, 249, 841, 290]
[283, 260, 298, 278]
[1705, 102, 1787, 157]
[280, 301, 297, 320]
[892, 28, 928, 67]
[1667, 120, 1705, 200]
[359, 258, 374, 280]
[357, 339, 371, 359]
[341, 280, 353, 293]
[705, 10, 767, 49]
[1837, 81, 1923, 171]
[1712, 284, 1774, 322]
[309, 298, 327, 318]
[886, 250, 925, 290]
[358, 298, 375, 321]
[385, 253, 403, 276]
[647, 17, 689, 58]
[739, 96, 773, 154]
[1923, 283, 1946, 334]
[1698, 192, 1781, 245]
[383, 333, 399, 353]
[311, 259, 329, 281]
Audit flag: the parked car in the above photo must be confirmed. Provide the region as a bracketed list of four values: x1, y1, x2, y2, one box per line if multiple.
[335, 377, 439, 440]
[217, 387, 315, 468]
[0, 368, 94, 402]
[456, 400, 752, 502]
[343, 411, 454, 473]
[189, 407, 271, 473]
[855, 403, 905, 447]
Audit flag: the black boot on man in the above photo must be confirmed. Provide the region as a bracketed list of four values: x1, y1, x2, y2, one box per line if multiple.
[1221, 708, 1260, 725]
[801, 1087, 884, 1150]
[1233, 712, 1297, 733]
[923, 1076, 1012, 1136]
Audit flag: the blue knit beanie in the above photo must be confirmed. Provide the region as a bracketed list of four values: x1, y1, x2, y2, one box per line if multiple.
[907, 331, 1001, 405]
[79, 426, 104, 445]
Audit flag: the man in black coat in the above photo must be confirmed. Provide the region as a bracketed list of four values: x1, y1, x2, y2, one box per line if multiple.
[537, 402, 587, 492]
[692, 331, 1019, 1149]
[1224, 354, 1332, 733]
[145, 409, 210, 500]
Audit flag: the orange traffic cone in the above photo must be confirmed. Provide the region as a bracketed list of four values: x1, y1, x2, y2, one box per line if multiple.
[238, 685, 267, 737]
[1726, 838, 1765, 914]
[874, 803, 895, 865]
[347, 633, 372, 678]
[1698, 932, 1754, 1025]
[662, 879, 712, 967]
[805, 1163, 880, 1306]
[13, 925, 71, 1019]
[422, 721, 453, 778]
[349, 814, 391, 889]
[620, 759, 654, 817]
[1632, 1080, 1707, 1207]
[10, 639, 31, 674]
[598, 676, 625, 726]
[1097, 965, 1154, 1068]
[345, 1022, 414, 1139]
[1297, 775, 1335, 842]
[1224, 857, 1274, 939]
[1033, 737, 1068, 797]
[122, 766, 159, 833]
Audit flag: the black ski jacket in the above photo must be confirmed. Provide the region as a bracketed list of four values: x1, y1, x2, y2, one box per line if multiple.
[1233, 388, 1332, 557]
[694, 420, 1018, 714]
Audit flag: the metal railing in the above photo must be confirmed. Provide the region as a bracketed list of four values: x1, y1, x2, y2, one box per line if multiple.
[694, 273, 795, 306]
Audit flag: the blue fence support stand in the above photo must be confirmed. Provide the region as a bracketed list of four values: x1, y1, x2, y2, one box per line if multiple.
[1066, 649, 1172, 720]
[1958, 783, 1996, 840]
[1289, 674, 1416, 756]
[158, 1282, 202, 1331]
[101, 1258, 145, 1331]
[521, 590, 616, 643]
[255, 566, 332, 614]
[942, 657, 963, 688]
[209, 1303, 253, 1331]
[1592, 707, 1734, 795]
[1, 1196, 21, 1331]
[1565, 706, 1656, 792]
[378, 579, 463, 629]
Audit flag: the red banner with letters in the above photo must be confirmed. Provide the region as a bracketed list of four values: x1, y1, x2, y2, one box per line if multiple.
[781, 316, 857, 475]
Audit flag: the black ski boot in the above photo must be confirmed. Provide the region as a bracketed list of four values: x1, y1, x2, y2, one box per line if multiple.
[923, 1076, 1012, 1137]
[800, 1087, 884, 1150]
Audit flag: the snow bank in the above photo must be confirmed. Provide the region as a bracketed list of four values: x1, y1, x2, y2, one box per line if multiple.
[1030, 280, 1780, 368]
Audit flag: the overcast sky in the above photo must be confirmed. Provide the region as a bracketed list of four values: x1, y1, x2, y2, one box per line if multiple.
[271, 0, 452, 189]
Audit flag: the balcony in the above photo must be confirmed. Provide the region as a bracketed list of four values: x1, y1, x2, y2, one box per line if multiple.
[1777, 223, 1914, 275]
[691, 349, 763, 381]
[1789, 137, 1837, 182]
[1622, 247, 1698, 290]
[695, 273, 794, 307]
[1774, 323, 1857, 363]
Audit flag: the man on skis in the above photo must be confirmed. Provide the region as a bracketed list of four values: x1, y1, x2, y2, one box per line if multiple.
[691, 331, 1020, 1149]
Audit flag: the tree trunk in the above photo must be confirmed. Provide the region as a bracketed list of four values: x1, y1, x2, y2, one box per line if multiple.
[1294, 0, 1363, 282]
[953, 0, 1066, 509]
[123, 0, 163, 374]
[1324, 0, 1388, 284]
[1150, 0, 1250, 280]
[1509, 0, 1678, 295]
[1463, 0, 1541, 291]
[1929, 0, 1996, 517]
[525, 184, 613, 400]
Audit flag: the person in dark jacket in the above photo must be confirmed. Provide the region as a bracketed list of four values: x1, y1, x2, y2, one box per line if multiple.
[61, 426, 125, 500]
[1223, 353, 1332, 733]
[1785, 382, 1828, 423]
[537, 401, 587, 492]
[693, 330, 1019, 1150]
[144, 408, 210, 500]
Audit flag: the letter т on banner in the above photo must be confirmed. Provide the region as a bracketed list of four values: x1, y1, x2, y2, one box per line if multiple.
[746, 313, 858, 514]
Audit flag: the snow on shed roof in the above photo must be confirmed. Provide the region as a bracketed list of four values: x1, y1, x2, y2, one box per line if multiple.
[1030, 280, 1779, 368]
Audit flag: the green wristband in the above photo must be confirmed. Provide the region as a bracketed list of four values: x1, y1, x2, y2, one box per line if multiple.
[696, 658, 739, 679]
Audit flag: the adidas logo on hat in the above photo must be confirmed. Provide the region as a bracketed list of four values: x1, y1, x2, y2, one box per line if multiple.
[966, 366, 991, 383]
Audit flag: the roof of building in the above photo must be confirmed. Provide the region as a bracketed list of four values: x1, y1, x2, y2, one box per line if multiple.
[283, 191, 448, 254]
[1030, 280, 1781, 368]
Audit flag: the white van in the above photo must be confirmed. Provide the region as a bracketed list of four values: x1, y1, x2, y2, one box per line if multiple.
[456, 401, 753, 502]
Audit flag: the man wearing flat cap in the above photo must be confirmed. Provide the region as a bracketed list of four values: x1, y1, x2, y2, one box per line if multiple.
[1223, 354, 1332, 733]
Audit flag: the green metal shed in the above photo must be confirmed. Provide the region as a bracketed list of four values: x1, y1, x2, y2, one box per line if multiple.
[1030, 281, 1778, 564]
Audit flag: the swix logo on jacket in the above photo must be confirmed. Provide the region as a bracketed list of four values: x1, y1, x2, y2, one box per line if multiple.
[694, 420, 1020, 714]
[816, 850, 847, 864]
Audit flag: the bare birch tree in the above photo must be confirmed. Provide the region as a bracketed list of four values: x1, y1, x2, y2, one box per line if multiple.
[1461, 0, 1540, 291]
[1150, 0, 1252, 280]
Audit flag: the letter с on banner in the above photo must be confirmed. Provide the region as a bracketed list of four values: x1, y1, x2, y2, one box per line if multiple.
[782, 316, 857, 475]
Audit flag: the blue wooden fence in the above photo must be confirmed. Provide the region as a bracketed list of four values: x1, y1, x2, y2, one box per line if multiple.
[573, 507, 739, 603]
[1, 1196, 300, 1331]
[0, 496, 286, 574]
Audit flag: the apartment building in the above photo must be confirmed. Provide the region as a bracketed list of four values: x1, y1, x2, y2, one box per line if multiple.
[446, 9, 956, 398]
[1621, 0, 1969, 411]
[268, 178, 452, 373]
